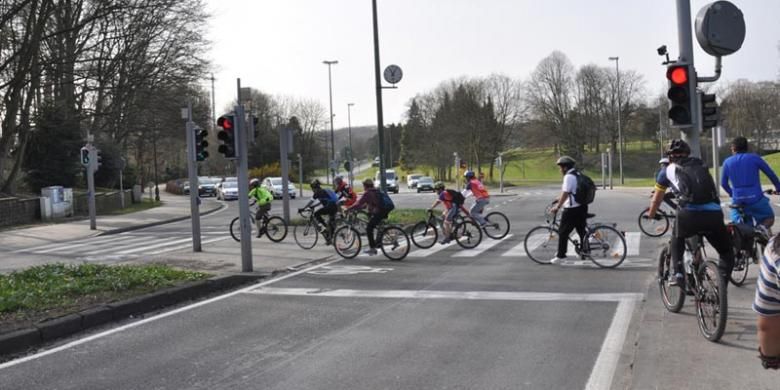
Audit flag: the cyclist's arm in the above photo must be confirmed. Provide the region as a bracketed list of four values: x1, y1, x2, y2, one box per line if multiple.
[757, 157, 780, 192]
[720, 161, 733, 197]
[649, 169, 670, 218]
[429, 200, 441, 210]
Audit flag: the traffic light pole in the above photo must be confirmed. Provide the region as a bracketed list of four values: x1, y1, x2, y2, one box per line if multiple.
[86, 144, 97, 230]
[675, 0, 701, 157]
[235, 102, 253, 272]
[372, 0, 387, 192]
[280, 125, 291, 224]
[185, 103, 202, 252]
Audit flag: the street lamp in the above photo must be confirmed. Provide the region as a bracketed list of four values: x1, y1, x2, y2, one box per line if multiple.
[347, 103, 355, 187]
[608, 56, 624, 185]
[323, 60, 338, 184]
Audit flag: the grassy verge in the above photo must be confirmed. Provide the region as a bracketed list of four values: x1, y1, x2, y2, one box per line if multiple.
[0, 263, 209, 333]
[103, 198, 160, 215]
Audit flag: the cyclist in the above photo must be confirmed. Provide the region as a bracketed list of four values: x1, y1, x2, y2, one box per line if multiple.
[721, 136, 780, 229]
[655, 157, 678, 210]
[429, 181, 466, 245]
[346, 178, 389, 256]
[248, 178, 273, 238]
[334, 176, 357, 207]
[300, 179, 339, 243]
[549, 156, 588, 265]
[755, 234, 780, 369]
[648, 139, 734, 286]
[462, 170, 490, 227]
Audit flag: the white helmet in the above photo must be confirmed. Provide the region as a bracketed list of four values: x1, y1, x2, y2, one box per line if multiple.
[658, 157, 669, 165]
[249, 178, 260, 187]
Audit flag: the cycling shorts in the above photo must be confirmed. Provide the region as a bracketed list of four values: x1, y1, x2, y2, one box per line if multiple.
[445, 206, 459, 222]
[731, 196, 775, 225]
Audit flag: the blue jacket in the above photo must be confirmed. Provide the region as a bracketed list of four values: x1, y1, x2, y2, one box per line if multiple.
[721, 152, 780, 205]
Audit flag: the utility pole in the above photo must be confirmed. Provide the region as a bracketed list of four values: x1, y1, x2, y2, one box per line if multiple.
[675, 0, 701, 157]
[323, 60, 338, 184]
[184, 102, 201, 252]
[371, 0, 387, 191]
[347, 103, 355, 188]
[608, 56, 624, 185]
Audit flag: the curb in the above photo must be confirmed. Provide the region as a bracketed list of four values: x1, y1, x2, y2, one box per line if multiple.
[0, 273, 264, 358]
[95, 202, 226, 237]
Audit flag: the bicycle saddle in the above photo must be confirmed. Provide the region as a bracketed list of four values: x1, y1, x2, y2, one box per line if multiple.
[586, 213, 596, 219]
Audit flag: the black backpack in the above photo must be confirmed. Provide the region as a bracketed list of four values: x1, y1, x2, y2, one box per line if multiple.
[378, 190, 395, 212]
[446, 189, 465, 206]
[573, 171, 596, 205]
[674, 157, 718, 206]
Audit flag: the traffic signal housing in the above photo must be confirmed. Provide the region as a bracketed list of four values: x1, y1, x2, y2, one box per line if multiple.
[80, 147, 90, 166]
[194, 127, 209, 161]
[666, 64, 693, 126]
[700, 92, 719, 130]
[344, 160, 351, 172]
[217, 114, 236, 159]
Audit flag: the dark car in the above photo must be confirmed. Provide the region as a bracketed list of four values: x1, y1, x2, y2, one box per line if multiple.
[198, 177, 219, 197]
[416, 176, 435, 193]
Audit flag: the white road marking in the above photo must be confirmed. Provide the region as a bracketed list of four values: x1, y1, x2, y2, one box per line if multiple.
[115, 237, 194, 255]
[78, 236, 168, 255]
[585, 298, 637, 390]
[408, 240, 457, 257]
[453, 234, 513, 257]
[14, 234, 131, 253]
[624, 232, 641, 257]
[147, 236, 231, 255]
[503, 232, 549, 257]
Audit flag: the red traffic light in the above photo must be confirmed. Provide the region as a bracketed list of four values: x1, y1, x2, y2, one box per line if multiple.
[217, 116, 233, 130]
[667, 66, 688, 85]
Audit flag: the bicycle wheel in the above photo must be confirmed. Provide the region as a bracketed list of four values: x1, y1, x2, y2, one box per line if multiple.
[524, 226, 559, 265]
[657, 245, 685, 313]
[379, 226, 410, 261]
[354, 211, 370, 235]
[411, 221, 438, 249]
[696, 260, 728, 342]
[729, 251, 749, 287]
[483, 212, 510, 239]
[265, 216, 288, 243]
[454, 220, 482, 249]
[638, 208, 670, 237]
[333, 225, 361, 259]
[585, 225, 627, 268]
[229, 215, 256, 242]
[294, 220, 319, 249]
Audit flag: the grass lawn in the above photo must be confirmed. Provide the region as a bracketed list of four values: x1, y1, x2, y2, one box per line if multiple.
[103, 198, 160, 215]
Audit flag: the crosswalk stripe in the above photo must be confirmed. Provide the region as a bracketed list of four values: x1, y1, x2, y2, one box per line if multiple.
[625, 232, 641, 256]
[503, 233, 549, 257]
[409, 240, 457, 257]
[115, 237, 194, 255]
[78, 236, 166, 255]
[17, 234, 130, 253]
[453, 234, 513, 257]
[148, 236, 231, 255]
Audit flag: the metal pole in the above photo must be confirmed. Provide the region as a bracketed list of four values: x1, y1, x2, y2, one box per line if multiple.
[323, 60, 338, 184]
[119, 168, 125, 208]
[676, 0, 701, 157]
[153, 132, 160, 202]
[601, 152, 606, 189]
[87, 144, 97, 230]
[498, 153, 504, 193]
[211, 74, 216, 132]
[372, 0, 387, 191]
[608, 148, 613, 190]
[280, 126, 291, 224]
[712, 126, 720, 197]
[616, 59, 624, 185]
[348, 103, 354, 188]
[235, 101, 253, 272]
[298, 153, 303, 198]
[185, 103, 202, 252]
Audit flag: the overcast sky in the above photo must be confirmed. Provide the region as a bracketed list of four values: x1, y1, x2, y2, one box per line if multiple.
[205, 0, 779, 128]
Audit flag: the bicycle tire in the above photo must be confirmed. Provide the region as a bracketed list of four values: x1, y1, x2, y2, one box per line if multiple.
[379, 226, 410, 261]
[333, 225, 361, 259]
[585, 225, 627, 268]
[229, 215, 256, 242]
[524, 226, 559, 265]
[729, 251, 749, 287]
[294, 220, 319, 249]
[265, 216, 288, 242]
[483, 212, 510, 239]
[638, 208, 670, 237]
[454, 220, 482, 249]
[411, 221, 438, 249]
[657, 245, 685, 313]
[696, 260, 728, 342]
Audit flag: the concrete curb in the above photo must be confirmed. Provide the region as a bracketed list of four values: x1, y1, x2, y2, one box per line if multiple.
[0, 273, 263, 358]
[95, 202, 226, 237]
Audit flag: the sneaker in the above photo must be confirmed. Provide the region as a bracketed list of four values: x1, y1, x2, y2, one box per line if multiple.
[439, 238, 452, 245]
[669, 272, 685, 287]
[550, 256, 566, 265]
[363, 248, 378, 256]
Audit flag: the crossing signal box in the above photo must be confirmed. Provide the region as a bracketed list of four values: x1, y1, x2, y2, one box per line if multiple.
[80, 147, 90, 166]
[194, 127, 209, 161]
[666, 65, 693, 126]
[700, 93, 719, 130]
[217, 115, 236, 159]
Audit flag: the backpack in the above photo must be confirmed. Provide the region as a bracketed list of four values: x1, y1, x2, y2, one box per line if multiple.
[378, 190, 395, 212]
[324, 189, 339, 205]
[446, 189, 465, 206]
[674, 158, 718, 206]
[573, 171, 596, 205]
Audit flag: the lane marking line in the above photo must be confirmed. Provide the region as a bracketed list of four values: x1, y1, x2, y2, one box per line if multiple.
[453, 234, 513, 257]
[585, 298, 637, 390]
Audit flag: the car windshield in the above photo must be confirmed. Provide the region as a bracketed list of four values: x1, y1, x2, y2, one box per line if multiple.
[271, 179, 282, 186]
[382, 172, 396, 180]
[418, 177, 433, 184]
[223, 181, 237, 189]
[203, 179, 219, 185]
[410, 175, 422, 180]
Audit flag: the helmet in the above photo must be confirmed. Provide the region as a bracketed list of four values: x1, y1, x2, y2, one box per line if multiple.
[434, 181, 445, 191]
[666, 139, 691, 156]
[310, 179, 321, 189]
[249, 178, 260, 187]
[464, 170, 475, 179]
[334, 176, 344, 186]
[362, 178, 374, 188]
[658, 157, 669, 165]
[556, 156, 576, 167]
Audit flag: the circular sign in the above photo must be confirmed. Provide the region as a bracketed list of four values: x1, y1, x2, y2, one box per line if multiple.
[695, 1, 745, 57]
[383, 65, 403, 84]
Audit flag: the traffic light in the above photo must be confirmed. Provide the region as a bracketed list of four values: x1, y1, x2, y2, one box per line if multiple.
[216, 114, 236, 159]
[666, 64, 693, 126]
[80, 147, 90, 166]
[700, 92, 719, 130]
[194, 127, 209, 161]
[344, 160, 351, 171]
[95, 149, 102, 169]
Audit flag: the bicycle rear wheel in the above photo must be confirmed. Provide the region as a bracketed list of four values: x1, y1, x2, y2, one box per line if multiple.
[696, 260, 728, 342]
[483, 212, 510, 239]
[638, 208, 670, 237]
[524, 226, 559, 265]
[333, 226, 361, 259]
[657, 245, 685, 313]
[265, 216, 288, 242]
[294, 220, 319, 249]
[585, 225, 627, 268]
[379, 226, 410, 261]
[230, 215, 256, 242]
[454, 220, 482, 249]
[411, 221, 437, 249]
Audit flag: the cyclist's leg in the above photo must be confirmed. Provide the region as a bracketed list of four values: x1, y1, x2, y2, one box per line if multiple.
[670, 209, 692, 281]
[747, 197, 775, 232]
[557, 207, 579, 258]
[366, 212, 383, 248]
[313, 208, 328, 231]
[442, 207, 458, 242]
[574, 205, 588, 252]
[700, 211, 736, 277]
[470, 198, 489, 226]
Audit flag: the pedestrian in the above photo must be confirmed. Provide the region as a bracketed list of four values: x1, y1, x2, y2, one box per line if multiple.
[549, 156, 588, 264]
[755, 234, 780, 369]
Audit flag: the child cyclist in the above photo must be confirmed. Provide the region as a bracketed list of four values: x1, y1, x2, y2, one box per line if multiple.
[428, 181, 467, 244]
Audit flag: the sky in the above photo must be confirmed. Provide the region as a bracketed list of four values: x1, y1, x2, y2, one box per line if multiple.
[205, 0, 780, 129]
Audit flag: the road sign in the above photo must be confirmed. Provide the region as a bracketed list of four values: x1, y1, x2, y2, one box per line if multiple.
[383, 64, 403, 84]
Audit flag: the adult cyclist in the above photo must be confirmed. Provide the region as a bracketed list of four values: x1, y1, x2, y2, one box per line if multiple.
[462, 170, 490, 227]
[300, 179, 339, 242]
[334, 176, 357, 208]
[248, 178, 273, 238]
[721, 136, 780, 230]
[647, 139, 734, 286]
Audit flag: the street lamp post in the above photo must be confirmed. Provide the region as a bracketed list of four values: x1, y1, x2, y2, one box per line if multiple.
[153, 130, 160, 202]
[608, 56, 624, 185]
[323, 60, 338, 184]
[347, 103, 355, 187]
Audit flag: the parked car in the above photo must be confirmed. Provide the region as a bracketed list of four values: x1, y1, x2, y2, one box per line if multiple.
[406, 174, 423, 189]
[375, 169, 399, 193]
[182, 181, 190, 195]
[216, 180, 238, 200]
[372, 157, 380, 167]
[416, 176, 435, 193]
[263, 177, 297, 199]
[198, 177, 219, 197]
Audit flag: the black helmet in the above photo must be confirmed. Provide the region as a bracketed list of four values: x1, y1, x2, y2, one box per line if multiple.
[310, 179, 321, 189]
[667, 139, 691, 156]
[334, 176, 344, 186]
[556, 156, 576, 167]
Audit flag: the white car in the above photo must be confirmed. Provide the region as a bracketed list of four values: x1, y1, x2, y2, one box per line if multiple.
[375, 169, 399, 193]
[406, 174, 423, 189]
[263, 177, 297, 199]
[216, 180, 238, 200]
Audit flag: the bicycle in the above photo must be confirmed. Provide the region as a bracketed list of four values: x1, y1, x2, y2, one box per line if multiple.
[462, 207, 511, 240]
[229, 203, 287, 242]
[657, 234, 728, 342]
[638, 192, 678, 237]
[524, 200, 627, 268]
[726, 193, 773, 286]
[410, 209, 483, 249]
[333, 212, 411, 261]
[293, 206, 336, 249]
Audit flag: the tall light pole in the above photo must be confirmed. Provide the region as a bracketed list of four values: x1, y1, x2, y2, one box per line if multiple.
[608, 56, 624, 185]
[323, 60, 338, 184]
[347, 102, 355, 187]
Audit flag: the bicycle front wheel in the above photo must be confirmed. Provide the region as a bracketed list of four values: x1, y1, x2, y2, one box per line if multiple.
[524, 226, 559, 265]
[333, 226, 361, 259]
[657, 244, 685, 313]
[730, 252, 749, 287]
[638, 208, 670, 237]
[411, 221, 437, 249]
[265, 216, 288, 242]
[294, 220, 319, 249]
[483, 212, 510, 239]
[696, 260, 728, 342]
[230, 215, 256, 242]
[585, 225, 627, 268]
[454, 220, 482, 249]
[379, 226, 410, 261]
